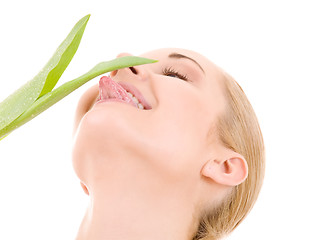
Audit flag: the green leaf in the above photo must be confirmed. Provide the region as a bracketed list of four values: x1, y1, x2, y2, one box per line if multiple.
[0, 14, 90, 131]
[0, 56, 157, 139]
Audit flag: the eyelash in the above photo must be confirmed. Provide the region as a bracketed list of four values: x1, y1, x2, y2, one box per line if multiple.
[162, 67, 189, 81]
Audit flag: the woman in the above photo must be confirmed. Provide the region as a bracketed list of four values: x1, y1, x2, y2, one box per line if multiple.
[72, 48, 265, 240]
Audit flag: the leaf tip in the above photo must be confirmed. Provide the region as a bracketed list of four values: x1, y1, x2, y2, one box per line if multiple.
[142, 57, 158, 64]
[83, 14, 91, 23]
[79, 14, 91, 25]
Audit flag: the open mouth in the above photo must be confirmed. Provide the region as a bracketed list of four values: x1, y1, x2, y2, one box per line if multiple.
[97, 76, 152, 110]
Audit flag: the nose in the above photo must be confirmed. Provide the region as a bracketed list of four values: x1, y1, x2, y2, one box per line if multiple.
[110, 53, 148, 80]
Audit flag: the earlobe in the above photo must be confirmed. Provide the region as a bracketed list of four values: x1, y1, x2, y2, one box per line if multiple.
[201, 154, 248, 187]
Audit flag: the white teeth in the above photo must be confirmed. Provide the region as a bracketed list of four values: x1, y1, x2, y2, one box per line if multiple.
[137, 103, 144, 109]
[127, 91, 144, 109]
[132, 96, 139, 104]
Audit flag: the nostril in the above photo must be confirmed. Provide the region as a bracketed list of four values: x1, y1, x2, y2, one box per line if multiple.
[129, 67, 138, 74]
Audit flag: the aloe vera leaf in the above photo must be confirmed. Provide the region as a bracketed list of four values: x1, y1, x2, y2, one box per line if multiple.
[0, 14, 90, 131]
[0, 56, 157, 138]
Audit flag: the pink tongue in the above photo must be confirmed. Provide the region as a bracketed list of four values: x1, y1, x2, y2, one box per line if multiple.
[98, 76, 135, 106]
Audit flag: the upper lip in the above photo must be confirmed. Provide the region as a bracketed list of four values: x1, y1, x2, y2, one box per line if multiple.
[117, 81, 152, 110]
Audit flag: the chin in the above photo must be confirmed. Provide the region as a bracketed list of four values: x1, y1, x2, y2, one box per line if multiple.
[72, 104, 147, 182]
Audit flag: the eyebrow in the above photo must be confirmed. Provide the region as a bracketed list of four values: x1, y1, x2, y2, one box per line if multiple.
[168, 53, 205, 74]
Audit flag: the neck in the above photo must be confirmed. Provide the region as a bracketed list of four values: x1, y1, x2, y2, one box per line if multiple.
[75, 182, 198, 240]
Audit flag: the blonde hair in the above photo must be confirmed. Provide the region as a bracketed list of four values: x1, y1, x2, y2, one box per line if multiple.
[193, 72, 265, 240]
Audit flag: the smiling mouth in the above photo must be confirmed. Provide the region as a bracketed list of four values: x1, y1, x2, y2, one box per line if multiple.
[96, 76, 151, 110]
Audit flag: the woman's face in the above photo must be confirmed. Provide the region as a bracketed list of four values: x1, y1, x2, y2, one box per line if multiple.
[73, 48, 226, 195]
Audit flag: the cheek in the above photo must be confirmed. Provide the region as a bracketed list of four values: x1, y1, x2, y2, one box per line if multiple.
[157, 82, 210, 144]
[146, 85, 211, 176]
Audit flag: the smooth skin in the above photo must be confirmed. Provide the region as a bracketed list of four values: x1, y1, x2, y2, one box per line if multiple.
[72, 48, 248, 240]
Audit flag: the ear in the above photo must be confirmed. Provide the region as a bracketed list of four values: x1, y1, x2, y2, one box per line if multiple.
[201, 153, 248, 186]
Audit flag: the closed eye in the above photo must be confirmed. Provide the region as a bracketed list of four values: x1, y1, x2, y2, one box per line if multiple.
[162, 67, 188, 81]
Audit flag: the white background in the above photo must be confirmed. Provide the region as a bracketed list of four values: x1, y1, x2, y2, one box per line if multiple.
[0, 0, 315, 239]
